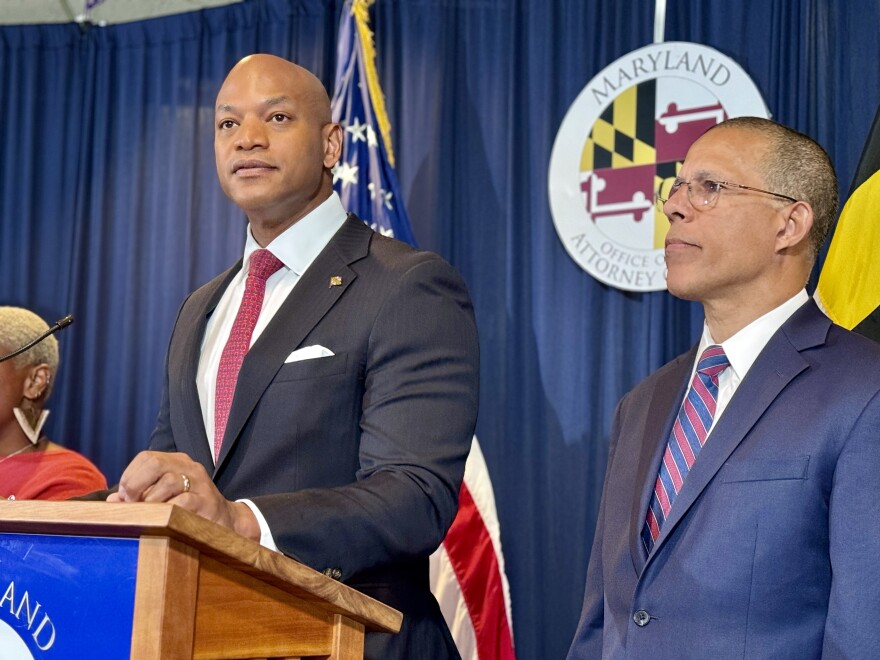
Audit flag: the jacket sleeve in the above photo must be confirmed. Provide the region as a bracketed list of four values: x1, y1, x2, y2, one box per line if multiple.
[822, 387, 880, 656]
[148, 297, 191, 454]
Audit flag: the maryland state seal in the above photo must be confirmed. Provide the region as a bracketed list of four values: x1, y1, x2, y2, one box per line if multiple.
[548, 42, 769, 291]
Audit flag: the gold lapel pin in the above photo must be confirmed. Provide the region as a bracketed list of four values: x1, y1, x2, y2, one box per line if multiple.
[329, 276, 343, 288]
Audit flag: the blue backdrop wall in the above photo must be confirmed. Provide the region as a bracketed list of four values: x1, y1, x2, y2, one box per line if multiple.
[2, 1, 878, 657]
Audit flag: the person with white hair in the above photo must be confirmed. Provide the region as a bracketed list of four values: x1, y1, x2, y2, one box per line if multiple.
[0, 306, 106, 500]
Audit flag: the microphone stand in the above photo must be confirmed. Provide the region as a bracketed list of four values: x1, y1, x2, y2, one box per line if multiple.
[0, 315, 74, 364]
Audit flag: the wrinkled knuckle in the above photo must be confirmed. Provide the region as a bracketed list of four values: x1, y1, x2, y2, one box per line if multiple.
[142, 452, 163, 473]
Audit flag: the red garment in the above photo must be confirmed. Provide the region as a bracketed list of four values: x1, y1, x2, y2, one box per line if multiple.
[0, 445, 107, 500]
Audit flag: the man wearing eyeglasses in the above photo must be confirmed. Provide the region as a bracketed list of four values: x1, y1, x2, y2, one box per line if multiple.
[568, 117, 880, 659]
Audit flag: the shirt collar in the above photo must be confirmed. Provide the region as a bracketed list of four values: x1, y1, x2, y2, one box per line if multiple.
[241, 192, 348, 276]
[700, 289, 809, 381]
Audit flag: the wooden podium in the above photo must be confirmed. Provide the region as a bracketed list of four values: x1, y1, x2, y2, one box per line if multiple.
[0, 501, 401, 659]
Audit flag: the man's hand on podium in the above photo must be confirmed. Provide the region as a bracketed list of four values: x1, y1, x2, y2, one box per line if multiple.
[107, 451, 261, 541]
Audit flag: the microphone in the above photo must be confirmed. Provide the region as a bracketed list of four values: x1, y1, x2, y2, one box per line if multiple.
[0, 315, 74, 364]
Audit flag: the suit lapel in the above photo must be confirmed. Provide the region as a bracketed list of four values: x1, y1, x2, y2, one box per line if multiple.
[644, 301, 829, 564]
[629, 351, 693, 573]
[214, 216, 371, 473]
[172, 262, 242, 473]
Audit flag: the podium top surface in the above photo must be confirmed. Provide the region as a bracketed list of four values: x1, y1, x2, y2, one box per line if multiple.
[0, 501, 402, 633]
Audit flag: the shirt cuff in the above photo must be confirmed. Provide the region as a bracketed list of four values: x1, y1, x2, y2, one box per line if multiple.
[237, 498, 281, 553]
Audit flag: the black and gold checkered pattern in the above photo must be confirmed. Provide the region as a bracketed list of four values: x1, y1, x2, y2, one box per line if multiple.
[580, 81, 656, 172]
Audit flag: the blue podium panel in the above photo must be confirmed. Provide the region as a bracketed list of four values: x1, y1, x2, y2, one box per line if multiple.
[0, 533, 138, 658]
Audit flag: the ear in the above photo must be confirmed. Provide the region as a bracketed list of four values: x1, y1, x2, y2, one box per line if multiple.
[322, 122, 343, 169]
[775, 200, 813, 253]
[22, 364, 52, 401]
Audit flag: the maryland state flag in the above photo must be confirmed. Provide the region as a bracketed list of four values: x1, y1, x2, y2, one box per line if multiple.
[816, 107, 880, 342]
[331, 2, 516, 658]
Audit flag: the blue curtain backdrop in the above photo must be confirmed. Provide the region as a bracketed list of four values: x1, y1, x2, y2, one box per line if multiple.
[2, 1, 878, 657]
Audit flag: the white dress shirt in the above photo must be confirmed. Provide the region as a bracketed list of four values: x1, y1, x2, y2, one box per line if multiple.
[695, 289, 809, 436]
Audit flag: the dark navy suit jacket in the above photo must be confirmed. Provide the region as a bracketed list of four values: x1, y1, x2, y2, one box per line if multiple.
[568, 300, 880, 659]
[150, 215, 479, 659]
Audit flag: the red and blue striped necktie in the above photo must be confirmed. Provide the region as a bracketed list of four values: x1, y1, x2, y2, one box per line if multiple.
[642, 345, 730, 553]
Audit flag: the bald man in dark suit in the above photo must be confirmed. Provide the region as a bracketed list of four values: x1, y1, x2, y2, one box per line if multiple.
[110, 54, 478, 659]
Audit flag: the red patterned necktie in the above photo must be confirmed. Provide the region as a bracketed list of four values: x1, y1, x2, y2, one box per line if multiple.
[213, 249, 284, 462]
[642, 345, 730, 552]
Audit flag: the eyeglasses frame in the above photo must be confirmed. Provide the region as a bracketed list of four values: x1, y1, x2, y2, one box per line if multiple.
[656, 178, 798, 210]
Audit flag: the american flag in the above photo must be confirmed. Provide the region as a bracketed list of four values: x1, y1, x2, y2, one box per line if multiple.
[330, 2, 516, 658]
[330, 0, 415, 245]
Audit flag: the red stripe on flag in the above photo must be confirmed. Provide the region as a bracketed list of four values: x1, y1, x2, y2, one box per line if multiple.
[443, 482, 516, 660]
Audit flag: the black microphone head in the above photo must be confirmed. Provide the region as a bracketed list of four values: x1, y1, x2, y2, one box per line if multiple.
[56, 315, 74, 329]
[0, 313, 74, 363]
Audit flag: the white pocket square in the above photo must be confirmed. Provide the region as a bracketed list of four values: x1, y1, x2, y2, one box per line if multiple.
[284, 345, 335, 363]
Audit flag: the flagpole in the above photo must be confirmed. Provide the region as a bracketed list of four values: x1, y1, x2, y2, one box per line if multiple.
[653, 0, 667, 44]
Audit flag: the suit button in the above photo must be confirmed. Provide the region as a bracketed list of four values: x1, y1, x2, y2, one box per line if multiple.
[323, 567, 343, 580]
[633, 610, 651, 627]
